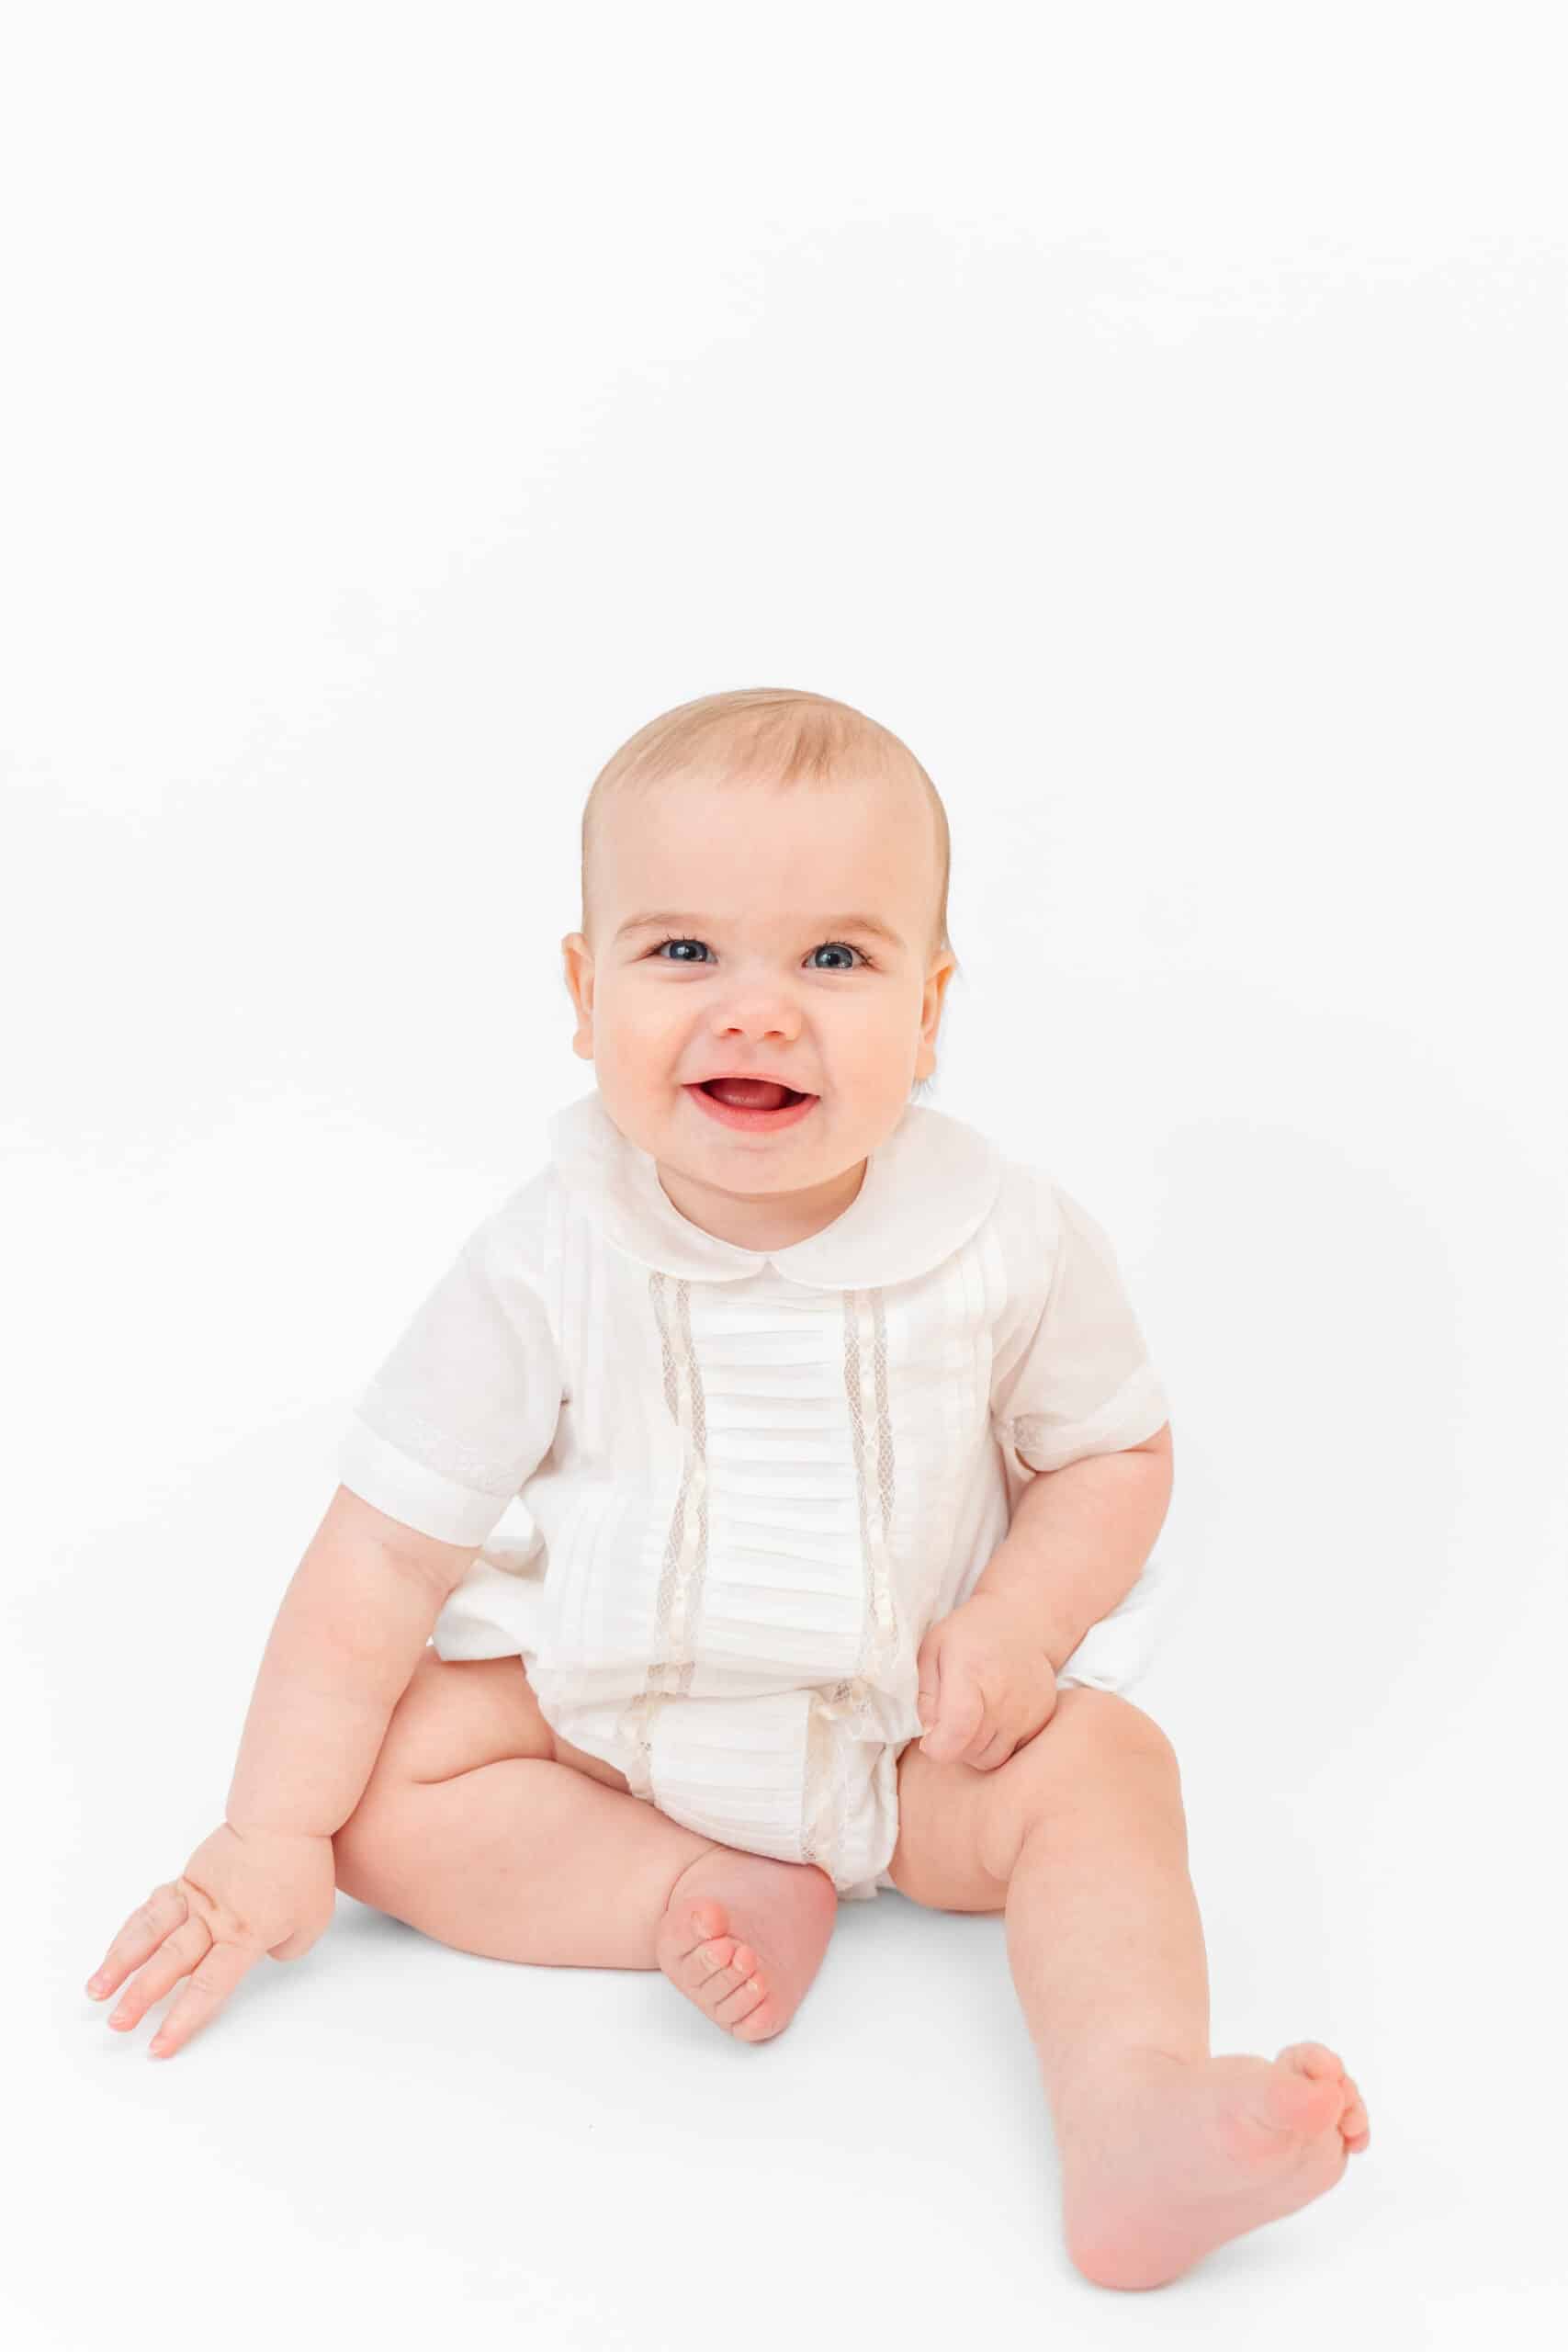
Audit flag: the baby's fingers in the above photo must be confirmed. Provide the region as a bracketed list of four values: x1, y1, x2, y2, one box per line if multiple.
[142, 1939, 256, 2060]
[965, 1724, 1018, 1773]
[922, 1669, 986, 1763]
[86, 1881, 193, 2004]
[103, 1913, 212, 2037]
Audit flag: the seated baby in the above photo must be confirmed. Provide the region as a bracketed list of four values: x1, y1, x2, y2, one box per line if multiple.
[85, 685, 1369, 2290]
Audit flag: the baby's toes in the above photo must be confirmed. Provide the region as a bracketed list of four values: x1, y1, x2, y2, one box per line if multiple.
[703, 1940, 759, 2004]
[716, 1970, 779, 2039]
[1275, 2042, 1370, 2150]
[681, 1933, 742, 1993]
[1269, 2043, 1352, 2137]
[682, 1898, 729, 1951]
[680, 1936, 772, 2034]
[1277, 2040, 1345, 2081]
[1278, 2041, 1367, 2142]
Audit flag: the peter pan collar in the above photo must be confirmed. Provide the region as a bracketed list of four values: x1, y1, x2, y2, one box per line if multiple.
[547, 1085, 1003, 1290]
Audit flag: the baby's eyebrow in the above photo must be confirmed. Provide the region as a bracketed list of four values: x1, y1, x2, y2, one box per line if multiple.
[614, 910, 906, 951]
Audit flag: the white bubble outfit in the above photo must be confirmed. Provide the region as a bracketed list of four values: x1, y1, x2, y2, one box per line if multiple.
[337, 1089, 1175, 1900]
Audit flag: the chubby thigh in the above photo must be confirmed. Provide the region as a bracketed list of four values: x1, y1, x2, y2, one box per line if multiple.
[885, 1728, 1013, 1914]
[886, 1686, 1161, 1913]
[367, 1646, 635, 1798]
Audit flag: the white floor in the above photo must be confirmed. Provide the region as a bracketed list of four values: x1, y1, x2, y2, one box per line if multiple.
[17, 1419, 1564, 2352]
[11, 8, 1564, 2339]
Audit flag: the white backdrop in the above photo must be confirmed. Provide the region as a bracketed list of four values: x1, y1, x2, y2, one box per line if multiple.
[6, 5, 1564, 2346]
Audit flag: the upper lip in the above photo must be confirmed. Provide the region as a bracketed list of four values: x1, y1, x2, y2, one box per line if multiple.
[688, 1071, 816, 1092]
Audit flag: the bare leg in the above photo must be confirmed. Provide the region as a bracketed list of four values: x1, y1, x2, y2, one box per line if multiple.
[334, 1691, 838, 2041]
[992, 1691, 1371, 2289]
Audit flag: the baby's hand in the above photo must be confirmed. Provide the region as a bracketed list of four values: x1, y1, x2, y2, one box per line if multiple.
[915, 1593, 1058, 1772]
[84, 1822, 337, 2059]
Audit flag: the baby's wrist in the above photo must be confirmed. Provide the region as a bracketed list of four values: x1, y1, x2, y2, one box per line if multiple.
[961, 1584, 1077, 1674]
[225, 1815, 334, 1847]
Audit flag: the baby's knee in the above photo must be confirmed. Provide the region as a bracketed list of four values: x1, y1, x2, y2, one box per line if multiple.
[1032, 1684, 1179, 1775]
[976, 1688, 1180, 1883]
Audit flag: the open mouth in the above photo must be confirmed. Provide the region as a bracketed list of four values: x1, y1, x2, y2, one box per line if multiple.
[684, 1079, 820, 1131]
[695, 1080, 812, 1106]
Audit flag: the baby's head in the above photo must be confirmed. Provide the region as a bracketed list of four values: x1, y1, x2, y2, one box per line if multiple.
[560, 687, 959, 1235]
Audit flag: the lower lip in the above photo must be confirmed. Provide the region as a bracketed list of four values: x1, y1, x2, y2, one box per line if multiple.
[682, 1083, 819, 1134]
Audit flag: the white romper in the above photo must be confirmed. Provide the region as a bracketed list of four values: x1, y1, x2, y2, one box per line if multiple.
[337, 1088, 1175, 1901]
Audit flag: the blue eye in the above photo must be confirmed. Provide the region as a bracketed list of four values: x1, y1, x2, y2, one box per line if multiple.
[650, 934, 871, 970]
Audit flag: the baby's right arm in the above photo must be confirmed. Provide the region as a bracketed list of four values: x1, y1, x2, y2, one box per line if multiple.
[225, 1483, 479, 1838]
[85, 1486, 479, 2058]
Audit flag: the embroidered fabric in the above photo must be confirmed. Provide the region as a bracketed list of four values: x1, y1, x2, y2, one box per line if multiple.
[605, 1271, 913, 1892]
[338, 1086, 1175, 1898]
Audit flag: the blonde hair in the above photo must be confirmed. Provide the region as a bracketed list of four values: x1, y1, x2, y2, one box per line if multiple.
[579, 686, 955, 970]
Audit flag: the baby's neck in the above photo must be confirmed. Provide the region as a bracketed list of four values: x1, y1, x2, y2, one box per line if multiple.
[654, 1158, 867, 1252]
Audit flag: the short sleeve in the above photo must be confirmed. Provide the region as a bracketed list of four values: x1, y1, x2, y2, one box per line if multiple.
[989, 1175, 1169, 1480]
[336, 1214, 565, 1549]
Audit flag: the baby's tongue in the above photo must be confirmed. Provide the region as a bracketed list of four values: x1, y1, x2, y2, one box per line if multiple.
[705, 1078, 792, 1110]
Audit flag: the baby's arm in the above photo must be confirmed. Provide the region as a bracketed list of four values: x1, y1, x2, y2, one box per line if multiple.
[969, 1425, 1174, 1672]
[226, 1484, 479, 1837]
[86, 1485, 480, 2057]
[917, 1428, 1174, 1770]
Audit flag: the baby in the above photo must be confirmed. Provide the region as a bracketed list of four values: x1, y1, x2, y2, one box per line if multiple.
[85, 687, 1369, 2290]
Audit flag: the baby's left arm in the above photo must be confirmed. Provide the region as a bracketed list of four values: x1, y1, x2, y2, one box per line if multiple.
[916, 1427, 1173, 1770]
[976, 1422, 1173, 1668]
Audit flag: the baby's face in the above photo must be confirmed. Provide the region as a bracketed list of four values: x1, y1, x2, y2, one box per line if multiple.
[561, 769, 955, 1242]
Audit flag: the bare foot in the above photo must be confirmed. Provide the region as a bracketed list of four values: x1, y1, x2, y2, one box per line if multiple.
[1057, 2041, 1371, 2290]
[654, 1848, 839, 2042]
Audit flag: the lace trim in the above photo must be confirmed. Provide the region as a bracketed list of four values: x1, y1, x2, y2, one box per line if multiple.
[845, 1284, 899, 1703]
[801, 1284, 902, 1871]
[615, 1270, 717, 1795]
[800, 1682, 853, 1878]
[613, 1271, 908, 1883]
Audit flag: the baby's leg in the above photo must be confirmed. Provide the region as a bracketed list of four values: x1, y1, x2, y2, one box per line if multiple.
[333, 1649, 837, 2040]
[959, 1688, 1371, 2289]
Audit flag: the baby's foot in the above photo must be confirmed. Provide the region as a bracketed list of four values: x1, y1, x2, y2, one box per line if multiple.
[1058, 2041, 1371, 2290]
[654, 1848, 839, 2042]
